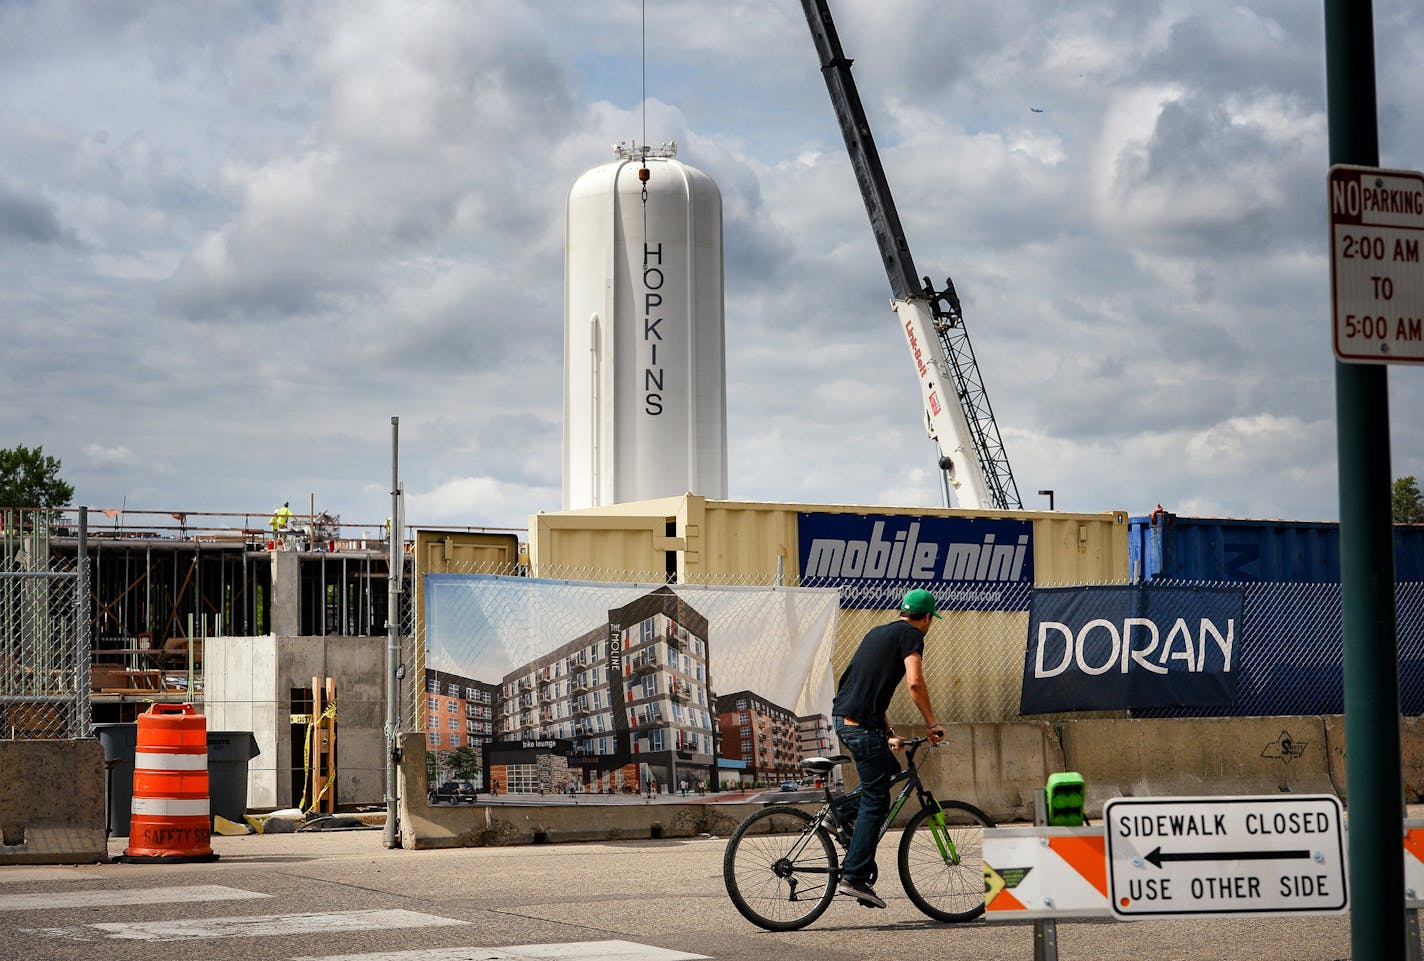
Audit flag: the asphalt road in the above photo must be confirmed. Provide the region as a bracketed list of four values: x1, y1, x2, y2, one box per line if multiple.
[0, 828, 1358, 961]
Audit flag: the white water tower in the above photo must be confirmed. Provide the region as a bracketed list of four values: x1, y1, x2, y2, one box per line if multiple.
[563, 142, 728, 509]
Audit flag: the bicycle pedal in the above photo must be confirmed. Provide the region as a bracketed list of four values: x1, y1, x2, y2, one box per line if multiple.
[857, 898, 885, 909]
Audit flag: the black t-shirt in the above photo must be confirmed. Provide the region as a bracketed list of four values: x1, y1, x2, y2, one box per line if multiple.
[831, 619, 925, 731]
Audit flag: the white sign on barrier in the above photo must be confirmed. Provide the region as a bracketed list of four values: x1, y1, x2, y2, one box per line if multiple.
[1104, 795, 1347, 919]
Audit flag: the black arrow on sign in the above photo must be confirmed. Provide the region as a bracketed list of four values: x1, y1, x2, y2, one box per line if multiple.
[1145, 846, 1311, 869]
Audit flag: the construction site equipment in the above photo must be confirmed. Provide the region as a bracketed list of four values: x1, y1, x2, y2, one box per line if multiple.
[801, 0, 1022, 510]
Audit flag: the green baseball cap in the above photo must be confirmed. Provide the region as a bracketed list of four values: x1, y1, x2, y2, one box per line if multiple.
[901, 588, 942, 619]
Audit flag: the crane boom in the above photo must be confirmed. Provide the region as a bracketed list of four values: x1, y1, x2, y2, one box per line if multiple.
[801, 0, 1022, 511]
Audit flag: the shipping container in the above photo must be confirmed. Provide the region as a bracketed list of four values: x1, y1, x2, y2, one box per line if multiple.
[531, 496, 1130, 583]
[527, 496, 1131, 722]
[1128, 511, 1424, 582]
[413, 529, 522, 654]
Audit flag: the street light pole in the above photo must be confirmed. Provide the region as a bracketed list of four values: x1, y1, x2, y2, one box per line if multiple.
[1037, 489, 1055, 511]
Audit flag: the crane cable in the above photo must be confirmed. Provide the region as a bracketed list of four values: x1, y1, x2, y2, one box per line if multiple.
[639, 0, 650, 207]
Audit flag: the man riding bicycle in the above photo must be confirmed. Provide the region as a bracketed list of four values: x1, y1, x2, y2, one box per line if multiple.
[830, 588, 947, 908]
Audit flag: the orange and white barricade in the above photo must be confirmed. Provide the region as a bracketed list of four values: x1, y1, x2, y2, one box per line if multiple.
[983, 826, 1111, 918]
[119, 703, 217, 863]
[1406, 819, 1424, 907]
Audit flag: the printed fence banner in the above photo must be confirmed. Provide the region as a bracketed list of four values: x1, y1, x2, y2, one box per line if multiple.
[1020, 584, 1245, 714]
[797, 512, 1033, 611]
[422, 574, 840, 797]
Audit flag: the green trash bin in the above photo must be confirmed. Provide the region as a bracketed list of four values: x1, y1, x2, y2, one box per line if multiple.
[206, 731, 261, 825]
[94, 722, 137, 838]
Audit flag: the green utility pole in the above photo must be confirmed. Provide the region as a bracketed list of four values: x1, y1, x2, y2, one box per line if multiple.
[1324, 3, 1404, 960]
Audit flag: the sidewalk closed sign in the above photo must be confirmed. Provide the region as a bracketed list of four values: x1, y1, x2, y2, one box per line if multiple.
[1104, 796, 1347, 918]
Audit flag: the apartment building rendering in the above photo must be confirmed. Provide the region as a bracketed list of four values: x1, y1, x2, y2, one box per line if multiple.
[797, 713, 834, 758]
[714, 689, 802, 784]
[424, 669, 499, 787]
[493, 586, 716, 793]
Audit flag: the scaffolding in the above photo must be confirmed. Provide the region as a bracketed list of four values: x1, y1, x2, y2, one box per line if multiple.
[6, 508, 415, 722]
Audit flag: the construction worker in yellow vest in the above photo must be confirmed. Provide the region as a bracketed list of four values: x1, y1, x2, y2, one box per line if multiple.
[270, 502, 293, 533]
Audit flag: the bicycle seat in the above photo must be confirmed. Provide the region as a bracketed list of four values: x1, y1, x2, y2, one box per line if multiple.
[801, 754, 851, 774]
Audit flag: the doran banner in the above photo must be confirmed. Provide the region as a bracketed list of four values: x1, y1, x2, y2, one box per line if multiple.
[1019, 585, 1244, 714]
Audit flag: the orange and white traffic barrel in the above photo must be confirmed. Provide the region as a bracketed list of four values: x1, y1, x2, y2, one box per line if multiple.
[119, 703, 218, 863]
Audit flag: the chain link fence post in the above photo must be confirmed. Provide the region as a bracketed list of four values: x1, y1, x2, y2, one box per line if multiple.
[74, 506, 89, 737]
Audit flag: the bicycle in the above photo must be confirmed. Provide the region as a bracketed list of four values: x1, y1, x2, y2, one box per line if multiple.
[722, 736, 994, 931]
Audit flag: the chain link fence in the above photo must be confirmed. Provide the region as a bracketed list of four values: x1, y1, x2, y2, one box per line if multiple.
[405, 562, 1424, 735]
[404, 562, 1038, 748]
[1133, 578, 1424, 718]
[0, 508, 89, 739]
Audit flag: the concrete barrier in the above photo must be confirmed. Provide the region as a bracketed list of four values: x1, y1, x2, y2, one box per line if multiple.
[396, 717, 1424, 848]
[1322, 714, 1424, 803]
[1059, 716, 1337, 816]
[0, 738, 106, 864]
[888, 721, 1064, 823]
[397, 733, 768, 848]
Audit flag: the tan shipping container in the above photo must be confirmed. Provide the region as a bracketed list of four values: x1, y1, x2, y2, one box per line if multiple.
[528, 496, 1129, 722]
[413, 529, 522, 698]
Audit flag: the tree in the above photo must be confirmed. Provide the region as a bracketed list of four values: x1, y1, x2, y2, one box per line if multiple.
[0, 445, 74, 508]
[446, 746, 483, 782]
[1395, 476, 1424, 524]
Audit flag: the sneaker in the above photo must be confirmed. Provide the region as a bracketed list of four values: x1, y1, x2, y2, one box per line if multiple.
[838, 878, 887, 909]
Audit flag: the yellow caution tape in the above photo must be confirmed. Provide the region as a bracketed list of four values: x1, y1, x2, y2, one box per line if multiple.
[298, 698, 338, 813]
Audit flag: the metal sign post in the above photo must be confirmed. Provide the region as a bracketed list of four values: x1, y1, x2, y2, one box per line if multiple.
[1324, 4, 1407, 958]
[1032, 790, 1059, 961]
[384, 416, 402, 849]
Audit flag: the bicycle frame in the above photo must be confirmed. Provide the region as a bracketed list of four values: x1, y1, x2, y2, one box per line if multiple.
[815, 738, 963, 869]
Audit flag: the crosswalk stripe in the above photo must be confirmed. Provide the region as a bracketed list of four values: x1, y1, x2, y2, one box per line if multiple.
[0, 869, 106, 884]
[26, 909, 466, 943]
[0, 885, 268, 912]
[289, 940, 710, 961]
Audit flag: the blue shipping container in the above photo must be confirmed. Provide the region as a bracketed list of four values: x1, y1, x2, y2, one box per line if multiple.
[1129, 512, 1424, 582]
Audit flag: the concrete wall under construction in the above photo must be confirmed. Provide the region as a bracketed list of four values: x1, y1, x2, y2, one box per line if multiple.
[205, 635, 386, 810]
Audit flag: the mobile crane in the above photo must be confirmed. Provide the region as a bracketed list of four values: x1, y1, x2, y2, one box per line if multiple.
[801, 0, 1022, 511]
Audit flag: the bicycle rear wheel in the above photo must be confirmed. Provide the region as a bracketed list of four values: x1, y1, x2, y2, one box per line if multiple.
[724, 805, 839, 931]
[897, 799, 993, 922]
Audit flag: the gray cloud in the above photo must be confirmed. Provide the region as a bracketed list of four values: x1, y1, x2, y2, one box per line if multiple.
[0, 0, 1419, 528]
[0, 182, 69, 247]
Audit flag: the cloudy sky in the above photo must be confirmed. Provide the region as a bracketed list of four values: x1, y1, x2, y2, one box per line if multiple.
[3, 0, 1421, 534]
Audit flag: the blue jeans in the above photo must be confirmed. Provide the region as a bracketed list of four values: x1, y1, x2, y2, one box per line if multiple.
[833, 719, 899, 885]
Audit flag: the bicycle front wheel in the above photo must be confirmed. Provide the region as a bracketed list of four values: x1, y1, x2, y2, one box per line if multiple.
[897, 799, 993, 922]
[724, 805, 839, 931]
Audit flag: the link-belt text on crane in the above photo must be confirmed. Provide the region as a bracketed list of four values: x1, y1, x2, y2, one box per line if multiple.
[643, 243, 666, 416]
[904, 317, 929, 377]
[901, 316, 943, 416]
[797, 513, 1033, 611]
